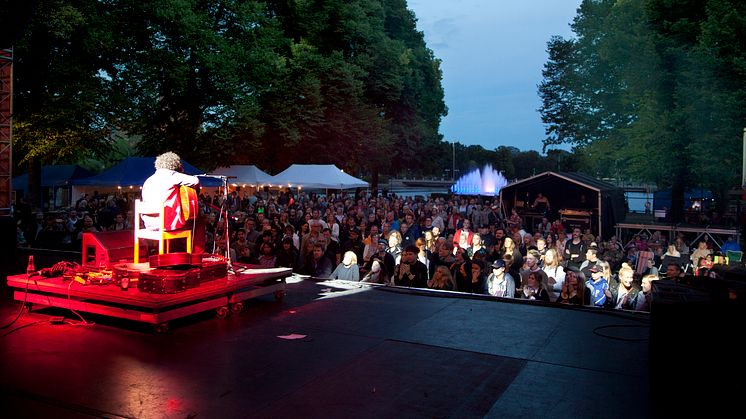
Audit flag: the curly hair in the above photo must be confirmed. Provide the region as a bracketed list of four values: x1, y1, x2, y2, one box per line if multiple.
[154, 152, 182, 171]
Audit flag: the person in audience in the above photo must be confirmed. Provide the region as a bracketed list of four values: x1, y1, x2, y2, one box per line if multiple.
[556, 268, 587, 305]
[428, 265, 456, 291]
[468, 233, 487, 261]
[521, 270, 550, 301]
[257, 242, 276, 268]
[485, 259, 515, 298]
[275, 237, 299, 271]
[392, 245, 429, 288]
[330, 251, 360, 281]
[415, 237, 433, 278]
[586, 263, 610, 307]
[564, 228, 587, 271]
[469, 259, 487, 294]
[387, 230, 403, 264]
[450, 246, 473, 292]
[305, 243, 333, 278]
[605, 263, 643, 310]
[690, 241, 711, 267]
[542, 248, 566, 300]
[639, 274, 658, 312]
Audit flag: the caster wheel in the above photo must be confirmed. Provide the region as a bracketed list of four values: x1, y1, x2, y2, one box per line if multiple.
[22, 303, 32, 312]
[216, 306, 230, 319]
[154, 323, 169, 334]
[274, 290, 286, 301]
[231, 302, 244, 314]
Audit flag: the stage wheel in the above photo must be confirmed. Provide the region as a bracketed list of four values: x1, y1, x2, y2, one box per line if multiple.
[22, 303, 32, 312]
[230, 302, 243, 313]
[274, 290, 285, 301]
[154, 323, 169, 334]
[216, 306, 230, 319]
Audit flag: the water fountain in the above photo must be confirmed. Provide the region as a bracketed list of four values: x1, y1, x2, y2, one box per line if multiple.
[450, 164, 508, 196]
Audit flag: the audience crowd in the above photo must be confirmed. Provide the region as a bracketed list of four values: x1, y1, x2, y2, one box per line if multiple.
[13, 188, 743, 312]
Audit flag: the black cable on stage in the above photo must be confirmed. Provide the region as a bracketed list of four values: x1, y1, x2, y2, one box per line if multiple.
[0, 276, 31, 330]
[592, 324, 650, 342]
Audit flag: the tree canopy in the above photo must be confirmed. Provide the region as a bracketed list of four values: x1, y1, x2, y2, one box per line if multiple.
[538, 0, 746, 217]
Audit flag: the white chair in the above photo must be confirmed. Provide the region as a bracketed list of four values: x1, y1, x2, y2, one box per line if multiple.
[133, 199, 192, 263]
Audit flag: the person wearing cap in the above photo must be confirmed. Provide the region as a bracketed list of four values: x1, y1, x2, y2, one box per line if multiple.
[392, 245, 429, 288]
[486, 259, 515, 298]
[585, 262, 610, 307]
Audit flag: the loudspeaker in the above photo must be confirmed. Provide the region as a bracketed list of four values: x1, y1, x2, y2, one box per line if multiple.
[82, 231, 145, 269]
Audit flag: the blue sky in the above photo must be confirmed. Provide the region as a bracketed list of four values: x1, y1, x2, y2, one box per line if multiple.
[407, 0, 582, 153]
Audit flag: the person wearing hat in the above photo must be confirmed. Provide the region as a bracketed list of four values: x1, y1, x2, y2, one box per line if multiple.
[585, 262, 610, 307]
[485, 259, 515, 298]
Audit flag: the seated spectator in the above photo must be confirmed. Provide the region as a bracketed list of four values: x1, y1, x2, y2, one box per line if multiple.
[720, 235, 741, 254]
[305, 243, 333, 278]
[428, 265, 456, 291]
[256, 242, 276, 268]
[361, 260, 384, 283]
[469, 259, 487, 294]
[275, 237, 299, 271]
[555, 268, 588, 306]
[605, 263, 644, 310]
[521, 270, 550, 301]
[485, 259, 515, 298]
[690, 241, 711, 267]
[665, 262, 683, 281]
[586, 263, 610, 307]
[330, 251, 360, 281]
[392, 245, 429, 288]
[639, 274, 658, 312]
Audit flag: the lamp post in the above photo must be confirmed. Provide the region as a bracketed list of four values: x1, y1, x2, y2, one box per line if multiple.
[452, 141, 455, 182]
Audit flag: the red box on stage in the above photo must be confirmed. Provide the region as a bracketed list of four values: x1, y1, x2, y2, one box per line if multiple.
[82, 231, 145, 269]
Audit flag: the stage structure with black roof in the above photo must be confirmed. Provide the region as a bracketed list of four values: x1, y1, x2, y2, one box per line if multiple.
[499, 171, 626, 240]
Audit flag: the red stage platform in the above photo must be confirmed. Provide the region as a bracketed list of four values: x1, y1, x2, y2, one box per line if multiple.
[6, 267, 291, 333]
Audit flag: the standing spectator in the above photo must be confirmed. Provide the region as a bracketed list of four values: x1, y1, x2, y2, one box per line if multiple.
[543, 248, 566, 300]
[453, 218, 474, 250]
[450, 247, 473, 292]
[564, 228, 587, 271]
[469, 259, 487, 294]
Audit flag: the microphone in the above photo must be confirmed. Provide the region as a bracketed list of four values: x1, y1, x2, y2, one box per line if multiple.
[197, 174, 237, 179]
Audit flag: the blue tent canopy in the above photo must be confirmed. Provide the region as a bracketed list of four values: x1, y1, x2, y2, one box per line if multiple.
[71, 157, 222, 187]
[12, 165, 94, 192]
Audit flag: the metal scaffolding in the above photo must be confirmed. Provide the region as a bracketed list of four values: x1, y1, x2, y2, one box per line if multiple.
[0, 47, 12, 214]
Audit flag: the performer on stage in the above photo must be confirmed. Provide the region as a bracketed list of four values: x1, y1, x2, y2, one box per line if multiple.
[141, 152, 200, 231]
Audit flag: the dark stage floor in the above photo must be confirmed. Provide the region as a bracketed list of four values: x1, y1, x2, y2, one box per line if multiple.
[1, 278, 653, 418]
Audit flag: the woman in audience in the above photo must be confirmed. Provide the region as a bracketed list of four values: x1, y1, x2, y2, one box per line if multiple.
[428, 265, 456, 291]
[521, 270, 550, 302]
[555, 268, 588, 306]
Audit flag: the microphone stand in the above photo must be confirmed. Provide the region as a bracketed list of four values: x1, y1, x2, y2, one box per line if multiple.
[199, 174, 235, 274]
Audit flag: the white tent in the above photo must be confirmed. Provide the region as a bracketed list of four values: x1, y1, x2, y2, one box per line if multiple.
[211, 165, 275, 187]
[272, 164, 369, 190]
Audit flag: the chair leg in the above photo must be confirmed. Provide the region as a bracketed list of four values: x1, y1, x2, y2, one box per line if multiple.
[159, 237, 165, 255]
[134, 236, 139, 264]
[187, 234, 192, 254]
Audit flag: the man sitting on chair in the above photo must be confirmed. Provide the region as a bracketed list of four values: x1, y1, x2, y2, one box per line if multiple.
[141, 152, 200, 231]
